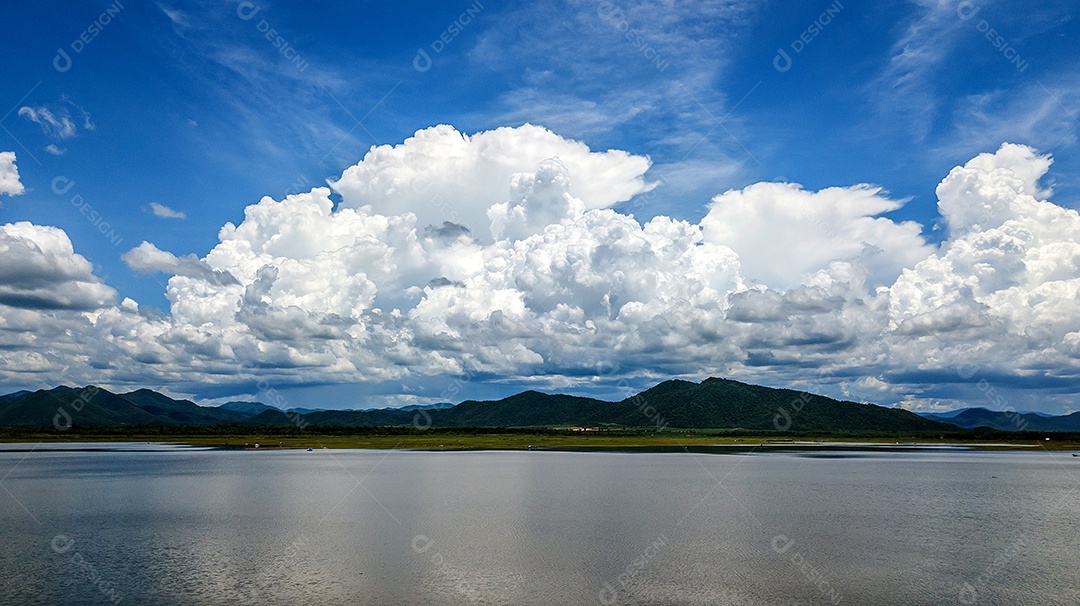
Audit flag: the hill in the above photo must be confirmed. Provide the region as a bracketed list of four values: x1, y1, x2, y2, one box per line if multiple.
[920, 407, 1080, 432]
[217, 401, 280, 416]
[261, 378, 949, 433]
[0, 378, 960, 433]
[0, 387, 261, 428]
[121, 389, 251, 425]
[0, 386, 173, 427]
[605, 378, 943, 432]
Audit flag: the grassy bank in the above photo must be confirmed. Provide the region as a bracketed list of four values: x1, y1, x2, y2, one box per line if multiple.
[2, 426, 1079, 451]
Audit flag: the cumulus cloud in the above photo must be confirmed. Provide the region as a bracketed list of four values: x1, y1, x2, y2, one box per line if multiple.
[123, 242, 238, 286]
[329, 124, 655, 241]
[148, 202, 187, 219]
[0, 222, 115, 310]
[488, 157, 584, 241]
[3, 126, 1079, 413]
[701, 182, 934, 289]
[0, 152, 24, 197]
[887, 144, 1080, 380]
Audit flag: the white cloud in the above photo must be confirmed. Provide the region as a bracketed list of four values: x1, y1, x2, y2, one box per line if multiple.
[873, 0, 968, 138]
[487, 158, 585, 241]
[0, 152, 25, 197]
[700, 182, 934, 289]
[17, 101, 95, 140]
[3, 127, 1079, 413]
[465, 0, 758, 202]
[0, 222, 115, 310]
[944, 83, 1080, 159]
[123, 242, 238, 286]
[889, 144, 1080, 365]
[329, 124, 656, 241]
[18, 106, 76, 139]
[148, 202, 187, 219]
[44, 144, 65, 156]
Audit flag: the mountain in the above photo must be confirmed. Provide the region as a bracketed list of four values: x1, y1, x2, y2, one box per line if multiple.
[243, 409, 301, 426]
[605, 378, 943, 432]
[0, 390, 31, 404]
[395, 402, 454, 412]
[917, 408, 979, 419]
[438, 391, 614, 427]
[121, 389, 251, 425]
[921, 407, 1080, 432]
[215, 401, 326, 417]
[0, 386, 172, 427]
[293, 378, 948, 433]
[0, 386, 255, 427]
[218, 401, 280, 416]
[0, 378, 964, 433]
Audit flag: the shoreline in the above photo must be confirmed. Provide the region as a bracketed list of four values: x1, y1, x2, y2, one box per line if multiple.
[1, 434, 1078, 452]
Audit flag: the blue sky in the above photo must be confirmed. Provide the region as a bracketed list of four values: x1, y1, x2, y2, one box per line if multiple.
[2, 1, 1079, 412]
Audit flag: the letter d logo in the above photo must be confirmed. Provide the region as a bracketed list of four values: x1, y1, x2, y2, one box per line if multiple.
[773, 48, 792, 73]
[53, 48, 72, 73]
[237, 2, 261, 20]
[771, 534, 795, 554]
[413, 48, 432, 72]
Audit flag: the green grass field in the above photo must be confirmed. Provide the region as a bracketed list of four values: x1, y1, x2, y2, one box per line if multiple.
[3, 428, 1079, 451]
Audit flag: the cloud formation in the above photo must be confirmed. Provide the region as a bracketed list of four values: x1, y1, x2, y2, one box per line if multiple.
[0, 152, 24, 197]
[123, 242, 238, 286]
[329, 124, 655, 241]
[887, 144, 1080, 380]
[148, 202, 187, 219]
[1, 126, 1078, 412]
[701, 182, 933, 289]
[0, 222, 115, 310]
[18, 102, 94, 140]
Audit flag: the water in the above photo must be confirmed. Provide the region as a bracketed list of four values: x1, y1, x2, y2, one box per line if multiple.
[1, 443, 1078, 605]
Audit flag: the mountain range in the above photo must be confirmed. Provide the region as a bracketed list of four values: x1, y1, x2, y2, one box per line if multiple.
[0, 378, 1074, 432]
[918, 408, 1080, 432]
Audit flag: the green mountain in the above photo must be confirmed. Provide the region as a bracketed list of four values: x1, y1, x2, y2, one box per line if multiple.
[601, 378, 943, 432]
[291, 378, 949, 433]
[120, 389, 251, 425]
[438, 391, 614, 427]
[218, 401, 280, 416]
[0, 378, 960, 433]
[921, 407, 1080, 432]
[0, 386, 256, 427]
[0, 386, 171, 427]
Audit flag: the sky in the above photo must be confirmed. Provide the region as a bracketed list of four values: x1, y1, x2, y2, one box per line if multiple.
[1, 0, 1079, 413]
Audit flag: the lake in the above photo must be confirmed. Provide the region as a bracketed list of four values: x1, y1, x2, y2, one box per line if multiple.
[1, 443, 1077, 605]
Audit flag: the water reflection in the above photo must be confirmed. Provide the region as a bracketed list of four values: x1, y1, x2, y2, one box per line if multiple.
[0, 447, 1077, 605]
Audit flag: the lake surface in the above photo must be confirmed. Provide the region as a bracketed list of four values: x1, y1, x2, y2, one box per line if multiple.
[1, 443, 1078, 605]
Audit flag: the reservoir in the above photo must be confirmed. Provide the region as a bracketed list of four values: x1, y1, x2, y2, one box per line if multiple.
[1, 444, 1076, 605]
